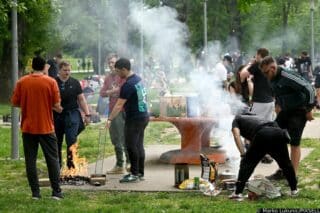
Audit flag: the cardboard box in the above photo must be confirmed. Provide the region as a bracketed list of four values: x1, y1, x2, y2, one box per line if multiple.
[160, 96, 187, 117]
[90, 174, 106, 186]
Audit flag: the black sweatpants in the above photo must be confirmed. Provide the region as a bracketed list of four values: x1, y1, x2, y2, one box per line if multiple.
[22, 133, 61, 195]
[235, 126, 297, 194]
[125, 118, 149, 176]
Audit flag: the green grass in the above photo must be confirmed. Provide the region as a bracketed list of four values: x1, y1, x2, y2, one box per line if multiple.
[0, 103, 11, 115]
[71, 72, 95, 81]
[313, 110, 320, 118]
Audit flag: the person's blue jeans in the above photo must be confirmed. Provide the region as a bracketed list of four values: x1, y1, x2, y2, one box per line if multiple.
[54, 109, 83, 168]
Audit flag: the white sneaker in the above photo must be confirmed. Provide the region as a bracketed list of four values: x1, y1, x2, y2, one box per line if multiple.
[229, 192, 244, 201]
[290, 189, 299, 197]
[125, 163, 131, 172]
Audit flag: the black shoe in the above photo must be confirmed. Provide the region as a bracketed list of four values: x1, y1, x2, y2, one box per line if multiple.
[261, 155, 273, 164]
[138, 173, 145, 181]
[119, 174, 139, 183]
[32, 192, 41, 200]
[266, 169, 284, 180]
[52, 191, 64, 200]
[67, 159, 75, 169]
[67, 151, 75, 169]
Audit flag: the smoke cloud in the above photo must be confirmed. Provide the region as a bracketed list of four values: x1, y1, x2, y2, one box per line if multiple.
[127, 2, 244, 171]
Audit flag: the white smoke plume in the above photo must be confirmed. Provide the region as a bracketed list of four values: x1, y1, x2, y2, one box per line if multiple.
[128, 2, 244, 172]
[129, 3, 193, 74]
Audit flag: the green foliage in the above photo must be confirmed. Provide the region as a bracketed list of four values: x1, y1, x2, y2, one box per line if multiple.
[239, 0, 312, 54]
[0, 0, 62, 101]
[17, 0, 61, 65]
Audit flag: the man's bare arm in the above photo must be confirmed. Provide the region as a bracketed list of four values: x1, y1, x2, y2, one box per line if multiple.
[232, 127, 245, 156]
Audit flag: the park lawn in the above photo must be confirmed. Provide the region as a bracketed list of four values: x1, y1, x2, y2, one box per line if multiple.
[0, 103, 11, 115]
[0, 120, 320, 212]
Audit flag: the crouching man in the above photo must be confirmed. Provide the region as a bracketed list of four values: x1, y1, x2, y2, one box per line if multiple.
[229, 114, 298, 200]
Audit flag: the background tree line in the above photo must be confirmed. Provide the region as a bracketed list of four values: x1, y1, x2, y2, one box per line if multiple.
[0, 0, 318, 103]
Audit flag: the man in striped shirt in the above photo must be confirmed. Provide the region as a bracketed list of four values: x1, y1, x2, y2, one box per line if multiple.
[260, 56, 315, 180]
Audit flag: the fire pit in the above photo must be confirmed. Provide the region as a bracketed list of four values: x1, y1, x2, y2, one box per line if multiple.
[60, 175, 90, 186]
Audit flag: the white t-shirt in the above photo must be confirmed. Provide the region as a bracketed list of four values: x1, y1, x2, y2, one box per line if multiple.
[213, 62, 227, 81]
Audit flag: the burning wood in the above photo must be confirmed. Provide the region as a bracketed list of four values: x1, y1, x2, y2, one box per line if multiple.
[60, 142, 89, 178]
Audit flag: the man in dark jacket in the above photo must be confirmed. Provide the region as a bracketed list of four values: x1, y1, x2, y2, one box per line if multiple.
[260, 56, 315, 180]
[47, 53, 62, 78]
[229, 114, 298, 200]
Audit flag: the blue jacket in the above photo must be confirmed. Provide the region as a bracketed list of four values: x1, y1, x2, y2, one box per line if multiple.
[271, 67, 315, 111]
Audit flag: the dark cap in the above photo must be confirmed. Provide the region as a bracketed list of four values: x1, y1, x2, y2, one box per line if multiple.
[223, 55, 233, 63]
[32, 56, 46, 71]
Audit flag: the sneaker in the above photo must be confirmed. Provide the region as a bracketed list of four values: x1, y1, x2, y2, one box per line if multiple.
[266, 169, 284, 180]
[229, 192, 244, 201]
[107, 166, 125, 174]
[138, 173, 145, 181]
[290, 189, 299, 197]
[52, 191, 64, 200]
[67, 160, 75, 169]
[261, 155, 274, 164]
[119, 174, 139, 183]
[125, 163, 131, 172]
[32, 192, 41, 200]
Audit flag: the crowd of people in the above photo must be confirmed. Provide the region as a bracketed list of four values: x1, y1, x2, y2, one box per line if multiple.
[10, 47, 318, 201]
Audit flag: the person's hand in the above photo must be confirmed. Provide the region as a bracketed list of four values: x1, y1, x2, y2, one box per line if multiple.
[275, 104, 281, 114]
[53, 105, 63, 113]
[104, 90, 112, 96]
[106, 119, 112, 129]
[306, 111, 314, 121]
[84, 115, 91, 125]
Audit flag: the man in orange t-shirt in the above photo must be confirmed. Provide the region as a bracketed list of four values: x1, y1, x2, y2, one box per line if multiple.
[11, 56, 63, 200]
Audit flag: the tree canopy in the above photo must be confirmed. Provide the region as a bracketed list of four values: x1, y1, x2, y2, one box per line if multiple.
[0, 0, 319, 103]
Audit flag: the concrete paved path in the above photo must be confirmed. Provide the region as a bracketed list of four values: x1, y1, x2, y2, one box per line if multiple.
[63, 145, 312, 192]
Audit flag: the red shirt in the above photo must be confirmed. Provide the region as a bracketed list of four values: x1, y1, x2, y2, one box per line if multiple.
[100, 72, 125, 111]
[11, 73, 61, 134]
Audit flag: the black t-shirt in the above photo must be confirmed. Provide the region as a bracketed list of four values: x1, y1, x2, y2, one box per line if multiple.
[232, 115, 278, 140]
[248, 63, 273, 103]
[55, 77, 82, 111]
[47, 59, 58, 78]
[295, 57, 311, 74]
[314, 66, 320, 88]
[120, 74, 149, 121]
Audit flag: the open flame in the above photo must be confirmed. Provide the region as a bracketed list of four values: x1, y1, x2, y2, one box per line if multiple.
[60, 142, 89, 177]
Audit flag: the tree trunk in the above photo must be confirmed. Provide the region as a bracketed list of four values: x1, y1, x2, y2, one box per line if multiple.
[229, 0, 242, 51]
[282, 1, 290, 53]
[0, 40, 13, 104]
